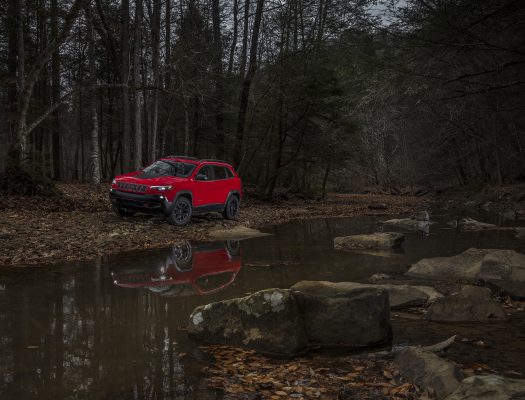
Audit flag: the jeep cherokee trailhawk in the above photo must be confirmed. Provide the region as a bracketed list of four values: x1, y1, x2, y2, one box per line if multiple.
[109, 156, 242, 226]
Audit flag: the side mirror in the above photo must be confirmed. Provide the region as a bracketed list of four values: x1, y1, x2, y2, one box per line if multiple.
[138, 166, 145, 171]
[196, 173, 207, 181]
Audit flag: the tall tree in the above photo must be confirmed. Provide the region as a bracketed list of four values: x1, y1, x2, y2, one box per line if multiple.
[233, 0, 265, 168]
[149, 0, 161, 162]
[121, 0, 131, 171]
[86, 1, 100, 185]
[133, 0, 143, 169]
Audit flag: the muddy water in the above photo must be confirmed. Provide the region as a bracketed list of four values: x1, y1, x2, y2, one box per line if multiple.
[1, 209, 525, 399]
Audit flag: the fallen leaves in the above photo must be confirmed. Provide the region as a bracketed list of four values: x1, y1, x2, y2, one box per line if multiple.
[200, 345, 421, 399]
[0, 183, 426, 266]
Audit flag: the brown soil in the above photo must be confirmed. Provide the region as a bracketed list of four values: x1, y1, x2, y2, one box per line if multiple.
[0, 183, 427, 266]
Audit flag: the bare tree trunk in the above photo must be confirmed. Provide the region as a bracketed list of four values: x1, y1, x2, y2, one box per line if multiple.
[234, 0, 265, 168]
[227, 0, 239, 76]
[149, 0, 161, 162]
[7, 0, 18, 152]
[183, 101, 190, 154]
[17, 0, 26, 158]
[87, 2, 100, 185]
[10, 0, 82, 167]
[121, 0, 131, 171]
[212, 0, 225, 159]
[51, 0, 61, 179]
[239, 0, 250, 78]
[133, 0, 143, 169]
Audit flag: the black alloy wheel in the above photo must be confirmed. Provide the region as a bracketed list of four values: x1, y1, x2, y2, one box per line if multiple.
[168, 197, 193, 226]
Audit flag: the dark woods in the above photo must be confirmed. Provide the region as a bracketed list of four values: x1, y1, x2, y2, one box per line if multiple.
[1, 0, 525, 197]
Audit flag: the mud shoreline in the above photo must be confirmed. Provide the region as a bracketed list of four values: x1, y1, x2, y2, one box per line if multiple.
[0, 183, 427, 266]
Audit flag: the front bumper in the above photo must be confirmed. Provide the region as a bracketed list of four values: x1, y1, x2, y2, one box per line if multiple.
[109, 189, 171, 214]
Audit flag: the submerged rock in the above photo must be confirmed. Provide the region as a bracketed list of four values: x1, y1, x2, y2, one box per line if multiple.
[208, 225, 271, 240]
[407, 248, 525, 299]
[291, 282, 391, 347]
[396, 347, 464, 399]
[334, 232, 405, 250]
[426, 285, 508, 322]
[291, 280, 441, 310]
[445, 375, 525, 400]
[188, 289, 308, 356]
[459, 217, 499, 231]
[382, 212, 432, 233]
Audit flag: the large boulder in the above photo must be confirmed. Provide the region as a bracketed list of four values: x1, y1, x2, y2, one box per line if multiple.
[445, 375, 525, 400]
[291, 280, 442, 309]
[396, 348, 464, 399]
[290, 281, 391, 347]
[426, 285, 508, 322]
[407, 248, 493, 281]
[407, 248, 525, 299]
[478, 250, 525, 299]
[334, 232, 405, 250]
[187, 289, 308, 356]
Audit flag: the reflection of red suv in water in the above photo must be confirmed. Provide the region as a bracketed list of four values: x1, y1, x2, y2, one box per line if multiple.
[110, 240, 242, 296]
[109, 156, 242, 226]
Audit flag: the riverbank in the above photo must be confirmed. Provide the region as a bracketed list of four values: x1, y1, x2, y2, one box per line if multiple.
[0, 183, 427, 266]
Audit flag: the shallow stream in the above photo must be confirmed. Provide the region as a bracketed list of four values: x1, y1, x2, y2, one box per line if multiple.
[1, 208, 524, 399]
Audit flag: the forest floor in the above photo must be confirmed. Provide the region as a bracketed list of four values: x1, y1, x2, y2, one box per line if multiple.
[0, 183, 427, 266]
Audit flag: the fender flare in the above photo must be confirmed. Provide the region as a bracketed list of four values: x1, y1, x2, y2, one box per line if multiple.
[167, 191, 194, 214]
[223, 190, 241, 211]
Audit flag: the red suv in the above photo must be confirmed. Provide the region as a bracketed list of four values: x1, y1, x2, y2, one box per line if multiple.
[109, 156, 242, 226]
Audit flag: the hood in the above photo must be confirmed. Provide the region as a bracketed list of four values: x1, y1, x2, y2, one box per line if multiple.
[114, 172, 187, 186]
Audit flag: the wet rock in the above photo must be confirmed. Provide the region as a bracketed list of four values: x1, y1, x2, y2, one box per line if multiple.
[407, 248, 493, 281]
[208, 225, 271, 240]
[478, 249, 525, 299]
[396, 348, 464, 399]
[368, 273, 391, 283]
[445, 375, 525, 400]
[382, 213, 432, 233]
[407, 248, 525, 299]
[459, 217, 499, 231]
[426, 285, 508, 322]
[291, 280, 441, 310]
[187, 289, 308, 356]
[334, 232, 405, 250]
[515, 227, 525, 240]
[291, 281, 391, 347]
[446, 220, 458, 228]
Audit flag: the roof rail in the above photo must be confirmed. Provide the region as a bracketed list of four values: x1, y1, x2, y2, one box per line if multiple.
[200, 158, 228, 163]
[164, 155, 199, 160]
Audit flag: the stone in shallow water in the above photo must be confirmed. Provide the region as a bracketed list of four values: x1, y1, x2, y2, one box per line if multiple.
[291, 282, 391, 347]
[334, 232, 405, 251]
[396, 347, 464, 399]
[291, 280, 442, 309]
[426, 285, 508, 322]
[407, 248, 525, 299]
[445, 375, 525, 400]
[188, 289, 308, 356]
[208, 225, 271, 240]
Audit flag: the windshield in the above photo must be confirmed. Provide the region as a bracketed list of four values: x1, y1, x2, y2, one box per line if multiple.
[142, 160, 196, 178]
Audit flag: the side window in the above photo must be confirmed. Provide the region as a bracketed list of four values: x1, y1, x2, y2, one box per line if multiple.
[225, 167, 234, 178]
[196, 165, 214, 180]
[213, 166, 228, 180]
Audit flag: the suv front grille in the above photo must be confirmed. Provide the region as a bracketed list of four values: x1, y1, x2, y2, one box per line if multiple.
[117, 182, 148, 193]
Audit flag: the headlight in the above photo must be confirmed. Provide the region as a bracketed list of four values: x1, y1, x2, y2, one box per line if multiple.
[111, 179, 116, 185]
[150, 185, 172, 192]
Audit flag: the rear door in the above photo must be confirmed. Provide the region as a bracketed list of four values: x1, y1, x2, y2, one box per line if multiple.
[211, 165, 231, 204]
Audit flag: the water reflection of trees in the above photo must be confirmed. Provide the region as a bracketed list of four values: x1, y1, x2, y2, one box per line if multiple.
[0, 262, 201, 400]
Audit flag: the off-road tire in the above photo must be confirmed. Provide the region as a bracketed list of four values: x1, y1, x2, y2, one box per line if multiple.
[167, 196, 193, 226]
[222, 195, 240, 220]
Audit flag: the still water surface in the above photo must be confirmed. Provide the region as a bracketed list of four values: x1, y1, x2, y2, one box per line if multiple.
[1, 210, 525, 399]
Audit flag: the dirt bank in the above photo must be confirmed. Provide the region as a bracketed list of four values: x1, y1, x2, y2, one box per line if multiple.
[0, 183, 427, 266]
